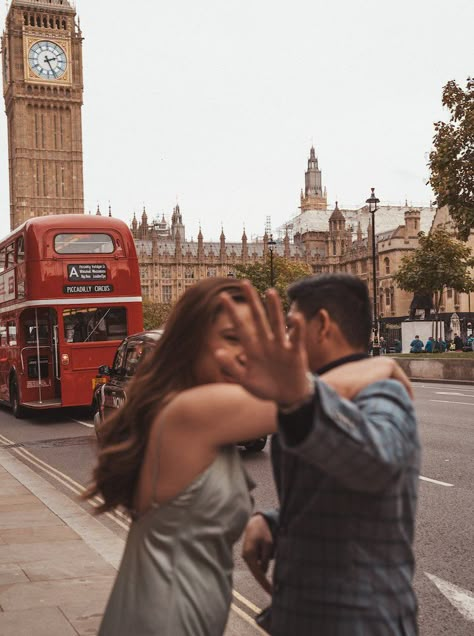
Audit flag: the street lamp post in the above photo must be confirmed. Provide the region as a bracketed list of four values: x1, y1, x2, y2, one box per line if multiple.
[268, 234, 276, 287]
[366, 187, 380, 356]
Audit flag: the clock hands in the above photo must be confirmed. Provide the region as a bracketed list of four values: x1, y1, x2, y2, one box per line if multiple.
[44, 55, 57, 74]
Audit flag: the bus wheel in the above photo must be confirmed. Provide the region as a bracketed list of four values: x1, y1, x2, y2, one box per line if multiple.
[10, 379, 26, 419]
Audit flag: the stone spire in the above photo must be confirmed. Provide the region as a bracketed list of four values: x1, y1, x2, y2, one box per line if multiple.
[357, 221, 363, 242]
[96, 204, 101, 216]
[220, 227, 226, 259]
[197, 226, 204, 259]
[108, 204, 112, 218]
[241, 228, 248, 261]
[175, 228, 182, 261]
[284, 227, 290, 258]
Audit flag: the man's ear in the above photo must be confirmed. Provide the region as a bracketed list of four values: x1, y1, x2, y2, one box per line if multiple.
[311, 309, 331, 342]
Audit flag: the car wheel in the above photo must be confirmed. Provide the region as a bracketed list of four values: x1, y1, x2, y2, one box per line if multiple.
[10, 378, 26, 419]
[93, 408, 104, 441]
[244, 437, 267, 452]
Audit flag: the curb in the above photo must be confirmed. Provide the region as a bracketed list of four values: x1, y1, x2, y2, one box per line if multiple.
[410, 377, 474, 386]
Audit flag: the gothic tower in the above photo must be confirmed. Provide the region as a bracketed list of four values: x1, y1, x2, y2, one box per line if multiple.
[300, 146, 327, 212]
[2, 0, 84, 230]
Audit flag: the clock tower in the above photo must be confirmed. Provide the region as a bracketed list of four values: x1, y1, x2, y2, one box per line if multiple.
[2, 0, 84, 230]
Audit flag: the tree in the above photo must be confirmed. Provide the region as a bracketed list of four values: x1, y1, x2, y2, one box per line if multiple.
[234, 256, 312, 308]
[429, 78, 474, 241]
[393, 227, 474, 324]
[142, 300, 173, 330]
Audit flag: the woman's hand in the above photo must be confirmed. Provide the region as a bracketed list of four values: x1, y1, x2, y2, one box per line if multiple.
[321, 358, 414, 401]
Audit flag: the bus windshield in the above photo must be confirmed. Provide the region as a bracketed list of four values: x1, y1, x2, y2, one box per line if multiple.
[54, 233, 115, 254]
[63, 306, 127, 342]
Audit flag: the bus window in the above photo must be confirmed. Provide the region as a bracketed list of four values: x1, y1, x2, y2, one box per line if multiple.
[0, 325, 7, 346]
[5, 243, 15, 269]
[63, 307, 127, 343]
[25, 323, 49, 345]
[16, 236, 25, 263]
[7, 322, 17, 346]
[54, 233, 115, 254]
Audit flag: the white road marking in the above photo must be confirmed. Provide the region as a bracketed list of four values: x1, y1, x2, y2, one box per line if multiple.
[70, 418, 95, 428]
[430, 400, 474, 406]
[435, 391, 474, 397]
[426, 573, 474, 621]
[420, 476, 453, 487]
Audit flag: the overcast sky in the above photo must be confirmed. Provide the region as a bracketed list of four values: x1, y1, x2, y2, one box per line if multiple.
[0, 0, 472, 241]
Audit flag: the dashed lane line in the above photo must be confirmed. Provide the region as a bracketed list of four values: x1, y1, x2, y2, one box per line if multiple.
[420, 476, 453, 487]
[70, 417, 95, 428]
[430, 399, 474, 406]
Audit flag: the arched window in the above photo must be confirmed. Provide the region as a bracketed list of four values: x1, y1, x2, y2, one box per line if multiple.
[43, 16, 47, 27]
[56, 19, 61, 29]
[36, 15, 41, 27]
[30, 15, 35, 26]
[385, 288, 391, 306]
[24, 14, 28, 25]
[62, 20, 67, 30]
[384, 257, 390, 274]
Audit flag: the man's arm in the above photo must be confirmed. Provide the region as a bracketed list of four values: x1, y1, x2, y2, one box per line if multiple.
[279, 378, 419, 493]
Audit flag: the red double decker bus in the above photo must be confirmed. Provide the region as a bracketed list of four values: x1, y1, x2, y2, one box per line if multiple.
[0, 215, 143, 417]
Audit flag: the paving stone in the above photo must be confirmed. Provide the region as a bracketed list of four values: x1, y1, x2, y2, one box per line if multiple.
[0, 526, 79, 545]
[0, 508, 62, 530]
[0, 606, 77, 636]
[0, 575, 114, 611]
[22, 556, 116, 582]
[0, 494, 39, 508]
[0, 564, 29, 586]
[0, 540, 102, 566]
[61, 598, 108, 636]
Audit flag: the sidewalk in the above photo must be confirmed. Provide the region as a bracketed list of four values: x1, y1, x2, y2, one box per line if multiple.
[0, 447, 256, 635]
[0, 448, 120, 635]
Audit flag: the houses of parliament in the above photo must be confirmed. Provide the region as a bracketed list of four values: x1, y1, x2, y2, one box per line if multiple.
[2, 0, 473, 329]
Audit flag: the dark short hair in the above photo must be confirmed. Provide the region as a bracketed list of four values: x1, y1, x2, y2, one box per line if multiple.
[287, 274, 372, 349]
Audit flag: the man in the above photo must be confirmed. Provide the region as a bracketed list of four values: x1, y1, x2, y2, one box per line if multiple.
[453, 333, 463, 351]
[424, 336, 434, 353]
[410, 335, 424, 353]
[218, 274, 420, 636]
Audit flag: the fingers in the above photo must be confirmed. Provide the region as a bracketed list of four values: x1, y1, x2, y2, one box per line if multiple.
[241, 281, 274, 343]
[265, 289, 287, 346]
[243, 545, 273, 595]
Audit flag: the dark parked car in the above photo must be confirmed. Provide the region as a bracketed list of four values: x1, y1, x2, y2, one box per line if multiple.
[92, 330, 267, 452]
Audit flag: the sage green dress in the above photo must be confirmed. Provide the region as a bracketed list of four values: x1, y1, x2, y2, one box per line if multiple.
[98, 446, 255, 636]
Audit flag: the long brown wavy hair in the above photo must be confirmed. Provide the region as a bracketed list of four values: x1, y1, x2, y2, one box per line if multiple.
[84, 277, 246, 515]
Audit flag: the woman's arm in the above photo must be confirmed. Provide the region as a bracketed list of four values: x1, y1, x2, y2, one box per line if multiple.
[321, 357, 413, 400]
[161, 384, 277, 449]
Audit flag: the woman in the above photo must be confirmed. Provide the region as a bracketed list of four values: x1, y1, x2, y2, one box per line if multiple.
[86, 278, 410, 636]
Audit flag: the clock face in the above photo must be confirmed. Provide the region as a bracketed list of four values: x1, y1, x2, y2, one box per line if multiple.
[28, 41, 67, 80]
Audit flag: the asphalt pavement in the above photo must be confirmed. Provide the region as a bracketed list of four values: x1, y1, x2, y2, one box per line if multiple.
[0, 381, 472, 634]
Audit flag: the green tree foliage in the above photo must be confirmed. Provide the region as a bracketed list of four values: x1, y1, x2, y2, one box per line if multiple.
[393, 226, 474, 315]
[142, 300, 173, 330]
[429, 78, 474, 241]
[234, 256, 312, 307]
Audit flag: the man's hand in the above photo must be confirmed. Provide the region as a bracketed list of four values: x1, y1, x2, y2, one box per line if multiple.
[242, 515, 274, 595]
[216, 281, 311, 406]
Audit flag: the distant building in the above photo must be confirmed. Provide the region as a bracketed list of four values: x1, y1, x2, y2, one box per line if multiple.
[130, 148, 444, 336]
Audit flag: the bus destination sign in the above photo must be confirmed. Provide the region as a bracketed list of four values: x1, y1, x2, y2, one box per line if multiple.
[68, 264, 107, 281]
[63, 284, 114, 294]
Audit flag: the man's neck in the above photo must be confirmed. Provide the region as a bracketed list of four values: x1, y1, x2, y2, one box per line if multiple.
[311, 345, 366, 374]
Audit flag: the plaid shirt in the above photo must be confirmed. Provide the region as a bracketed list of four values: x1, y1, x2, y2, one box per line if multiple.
[260, 377, 420, 636]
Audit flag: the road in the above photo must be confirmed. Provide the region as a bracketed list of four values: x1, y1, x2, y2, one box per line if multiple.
[0, 381, 473, 635]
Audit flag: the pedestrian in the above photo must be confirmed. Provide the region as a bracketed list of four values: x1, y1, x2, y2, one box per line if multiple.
[379, 335, 387, 354]
[453, 333, 463, 351]
[437, 338, 447, 352]
[410, 334, 424, 353]
[84, 278, 405, 636]
[425, 336, 434, 353]
[393, 338, 402, 353]
[218, 274, 420, 636]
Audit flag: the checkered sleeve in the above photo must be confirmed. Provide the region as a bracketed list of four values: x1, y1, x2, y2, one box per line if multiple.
[279, 378, 418, 493]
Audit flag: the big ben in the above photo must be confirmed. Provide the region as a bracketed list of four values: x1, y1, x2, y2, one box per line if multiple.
[2, 0, 84, 230]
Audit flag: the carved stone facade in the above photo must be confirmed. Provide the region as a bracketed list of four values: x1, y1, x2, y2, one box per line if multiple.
[3, 0, 84, 230]
[130, 149, 441, 323]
